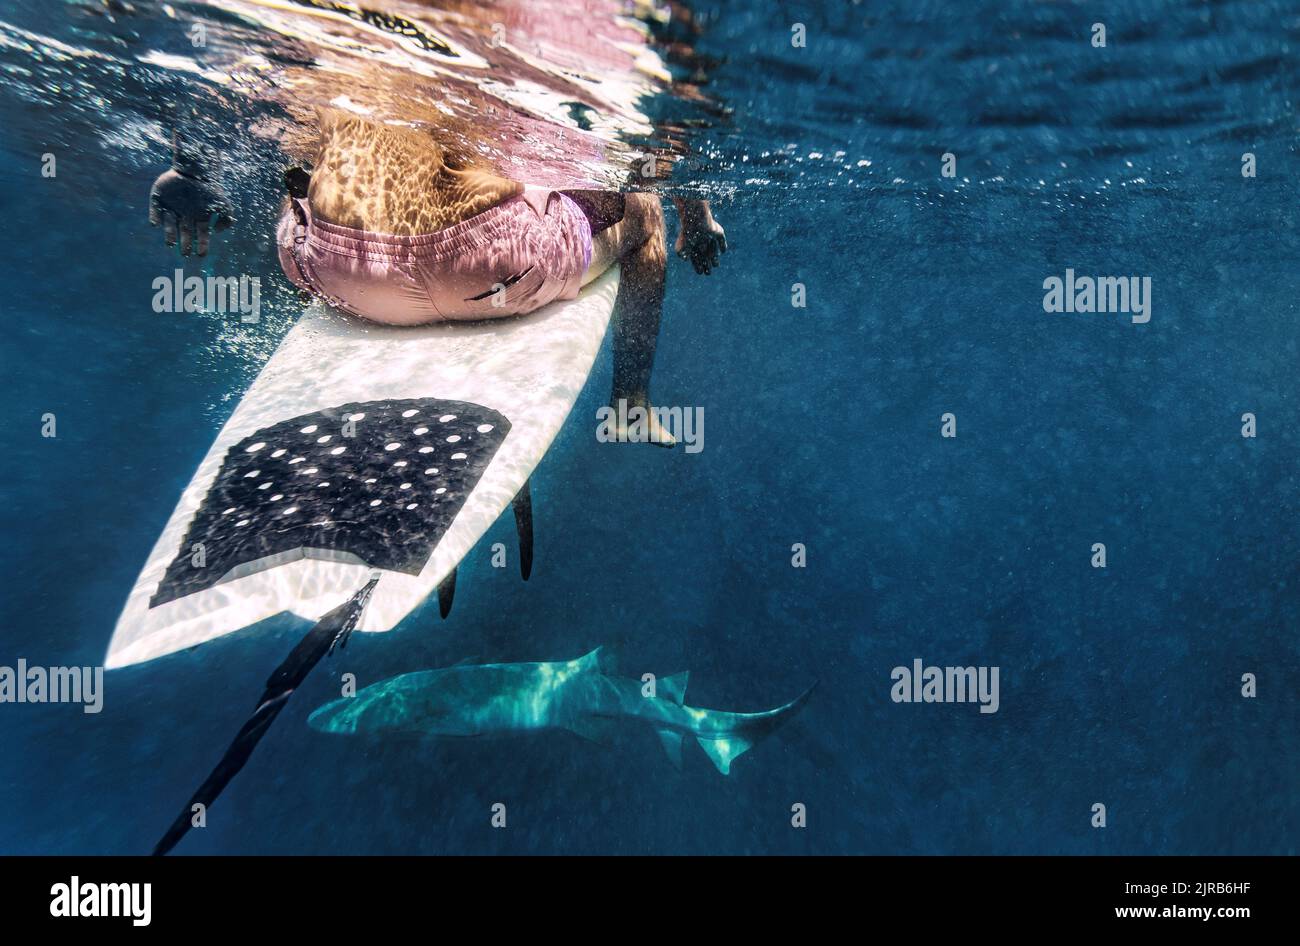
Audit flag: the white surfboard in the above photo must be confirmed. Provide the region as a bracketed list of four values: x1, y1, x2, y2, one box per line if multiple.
[106, 266, 619, 669]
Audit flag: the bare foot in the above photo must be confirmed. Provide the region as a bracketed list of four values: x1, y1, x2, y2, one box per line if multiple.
[604, 397, 676, 448]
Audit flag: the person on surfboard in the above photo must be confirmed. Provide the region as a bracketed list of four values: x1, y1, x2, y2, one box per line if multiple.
[148, 107, 726, 449]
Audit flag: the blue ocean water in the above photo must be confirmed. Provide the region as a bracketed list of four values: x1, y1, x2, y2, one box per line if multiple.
[1, 0, 1297, 854]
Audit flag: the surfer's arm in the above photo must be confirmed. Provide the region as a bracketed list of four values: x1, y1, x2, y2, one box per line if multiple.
[148, 130, 235, 258]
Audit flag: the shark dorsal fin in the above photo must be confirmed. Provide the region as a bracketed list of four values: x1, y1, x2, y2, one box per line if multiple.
[574, 646, 616, 674]
[659, 671, 689, 704]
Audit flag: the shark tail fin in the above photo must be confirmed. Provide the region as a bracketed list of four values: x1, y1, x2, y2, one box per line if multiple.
[694, 684, 815, 775]
[695, 734, 754, 775]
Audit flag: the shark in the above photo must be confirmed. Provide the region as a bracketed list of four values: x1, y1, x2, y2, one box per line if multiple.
[308, 647, 812, 774]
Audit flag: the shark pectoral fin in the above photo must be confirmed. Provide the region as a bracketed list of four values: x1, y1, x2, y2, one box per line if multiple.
[569, 716, 619, 747]
[696, 735, 754, 775]
[437, 568, 456, 619]
[656, 729, 684, 769]
[659, 671, 689, 704]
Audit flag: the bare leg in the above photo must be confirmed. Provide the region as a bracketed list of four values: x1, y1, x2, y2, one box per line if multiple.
[582, 193, 674, 447]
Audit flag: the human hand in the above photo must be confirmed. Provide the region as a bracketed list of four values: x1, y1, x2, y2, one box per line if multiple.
[673, 199, 726, 275]
[148, 134, 234, 257]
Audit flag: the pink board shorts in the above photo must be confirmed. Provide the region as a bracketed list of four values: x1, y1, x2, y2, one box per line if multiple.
[277, 186, 593, 324]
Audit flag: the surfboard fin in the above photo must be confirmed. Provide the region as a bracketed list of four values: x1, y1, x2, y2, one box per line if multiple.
[437, 568, 456, 619]
[512, 479, 533, 581]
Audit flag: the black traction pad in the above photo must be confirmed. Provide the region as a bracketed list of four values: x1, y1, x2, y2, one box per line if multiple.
[150, 398, 509, 608]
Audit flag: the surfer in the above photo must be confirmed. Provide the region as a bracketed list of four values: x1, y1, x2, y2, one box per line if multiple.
[149, 108, 725, 448]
